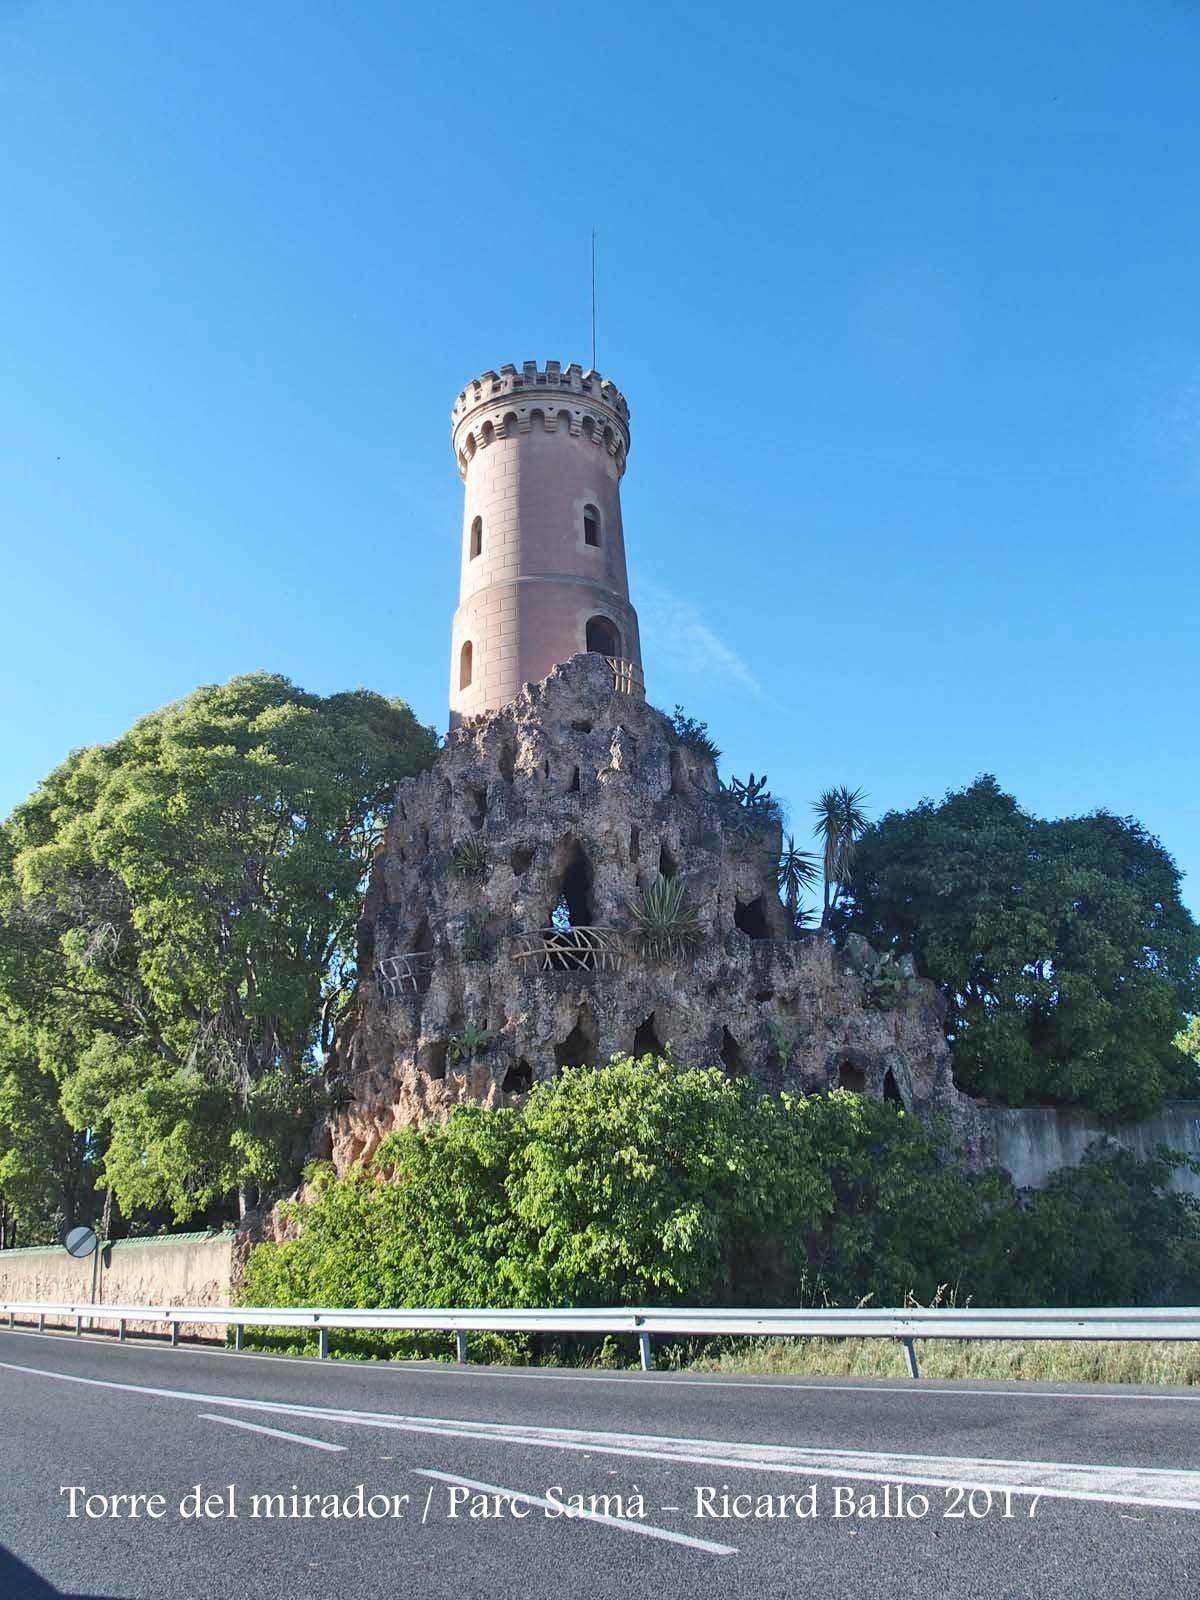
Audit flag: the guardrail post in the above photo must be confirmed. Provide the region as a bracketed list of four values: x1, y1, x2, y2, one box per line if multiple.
[38, 1313, 45, 1333]
[7, 1310, 13, 1331]
[901, 1338, 920, 1379]
[171, 1322, 180, 1347]
[118, 1318, 127, 1343]
[75, 1314, 82, 1338]
[234, 1324, 244, 1352]
[455, 1330, 468, 1364]
[638, 1332, 653, 1372]
[318, 1327, 329, 1360]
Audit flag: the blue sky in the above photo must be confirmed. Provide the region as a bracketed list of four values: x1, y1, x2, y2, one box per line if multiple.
[1, 2, 1197, 908]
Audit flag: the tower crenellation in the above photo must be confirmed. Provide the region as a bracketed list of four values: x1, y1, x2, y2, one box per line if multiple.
[452, 362, 630, 479]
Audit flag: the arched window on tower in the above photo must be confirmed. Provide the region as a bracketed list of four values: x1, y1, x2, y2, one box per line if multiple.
[586, 615, 621, 657]
[459, 641, 473, 690]
[469, 516, 482, 559]
[583, 504, 600, 547]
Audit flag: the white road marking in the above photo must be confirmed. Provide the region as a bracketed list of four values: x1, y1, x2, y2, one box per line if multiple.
[199, 1413, 346, 1452]
[3, 1355, 1199, 1514]
[5, 1325, 1196, 1405]
[412, 1468, 737, 1557]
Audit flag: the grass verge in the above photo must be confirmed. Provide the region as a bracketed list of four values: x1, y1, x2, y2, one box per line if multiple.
[674, 1335, 1200, 1386]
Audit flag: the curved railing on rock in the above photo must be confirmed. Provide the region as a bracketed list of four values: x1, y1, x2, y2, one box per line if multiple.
[376, 951, 436, 997]
[511, 926, 627, 974]
[604, 656, 645, 699]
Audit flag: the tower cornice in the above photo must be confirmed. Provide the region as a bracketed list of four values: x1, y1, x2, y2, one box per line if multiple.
[451, 360, 630, 480]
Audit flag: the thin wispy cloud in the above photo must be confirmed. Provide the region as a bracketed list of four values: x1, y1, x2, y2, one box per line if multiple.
[634, 577, 764, 698]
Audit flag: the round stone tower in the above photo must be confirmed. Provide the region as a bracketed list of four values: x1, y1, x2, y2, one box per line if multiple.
[448, 360, 643, 722]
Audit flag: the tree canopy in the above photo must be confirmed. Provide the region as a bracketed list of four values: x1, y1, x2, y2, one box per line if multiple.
[0, 672, 437, 1242]
[835, 776, 1200, 1116]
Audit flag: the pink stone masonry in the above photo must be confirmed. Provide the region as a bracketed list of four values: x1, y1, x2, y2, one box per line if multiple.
[448, 361, 642, 722]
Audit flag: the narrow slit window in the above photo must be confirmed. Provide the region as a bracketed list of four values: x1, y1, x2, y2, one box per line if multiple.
[469, 516, 482, 559]
[459, 641, 473, 690]
[583, 505, 600, 547]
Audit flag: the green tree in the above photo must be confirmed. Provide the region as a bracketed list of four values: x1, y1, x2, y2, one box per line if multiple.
[836, 777, 1200, 1116]
[0, 672, 437, 1231]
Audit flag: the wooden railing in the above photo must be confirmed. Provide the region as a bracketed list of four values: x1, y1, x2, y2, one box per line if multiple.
[605, 655, 645, 698]
[511, 926, 627, 974]
[376, 952, 435, 997]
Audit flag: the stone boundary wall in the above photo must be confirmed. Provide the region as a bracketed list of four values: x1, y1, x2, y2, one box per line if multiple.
[982, 1101, 1200, 1197]
[0, 1230, 236, 1339]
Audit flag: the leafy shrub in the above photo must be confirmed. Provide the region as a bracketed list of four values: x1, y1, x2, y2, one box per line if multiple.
[447, 1021, 495, 1063]
[998, 1143, 1200, 1306]
[670, 706, 721, 763]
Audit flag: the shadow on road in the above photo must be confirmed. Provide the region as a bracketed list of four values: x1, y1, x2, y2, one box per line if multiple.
[0, 1543, 123, 1600]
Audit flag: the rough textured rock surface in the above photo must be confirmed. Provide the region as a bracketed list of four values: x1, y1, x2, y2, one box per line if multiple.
[326, 654, 985, 1168]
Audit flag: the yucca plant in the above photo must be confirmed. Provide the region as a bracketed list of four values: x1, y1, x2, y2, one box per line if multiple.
[626, 873, 704, 961]
[451, 834, 488, 879]
[812, 785, 869, 927]
[776, 834, 820, 930]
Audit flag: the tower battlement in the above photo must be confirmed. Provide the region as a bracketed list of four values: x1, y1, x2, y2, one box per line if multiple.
[452, 361, 630, 480]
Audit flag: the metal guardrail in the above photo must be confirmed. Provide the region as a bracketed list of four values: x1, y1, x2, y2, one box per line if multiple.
[3, 1301, 1198, 1377]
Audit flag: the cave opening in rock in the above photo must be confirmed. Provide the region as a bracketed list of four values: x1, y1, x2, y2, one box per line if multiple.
[511, 844, 534, 876]
[501, 1058, 533, 1094]
[548, 837, 594, 929]
[630, 826, 640, 862]
[734, 896, 771, 940]
[838, 1061, 867, 1093]
[633, 1013, 665, 1057]
[568, 765, 580, 794]
[555, 1010, 598, 1071]
[417, 1038, 448, 1079]
[883, 1069, 903, 1104]
[719, 1027, 745, 1077]
[464, 783, 487, 830]
[407, 915, 435, 995]
[658, 840, 678, 879]
[498, 743, 515, 785]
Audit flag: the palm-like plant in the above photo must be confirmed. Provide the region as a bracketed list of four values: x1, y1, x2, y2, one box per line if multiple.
[812, 785, 869, 927]
[776, 835, 820, 930]
[626, 873, 703, 961]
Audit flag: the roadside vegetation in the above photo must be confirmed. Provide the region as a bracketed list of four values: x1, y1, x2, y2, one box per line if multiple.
[235, 1056, 1200, 1364]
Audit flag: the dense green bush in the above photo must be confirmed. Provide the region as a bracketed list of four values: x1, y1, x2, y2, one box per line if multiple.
[238, 1057, 1200, 1357]
[999, 1144, 1200, 1306]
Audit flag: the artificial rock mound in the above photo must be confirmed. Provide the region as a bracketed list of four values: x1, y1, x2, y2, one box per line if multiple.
[327, 653, 984, 1168]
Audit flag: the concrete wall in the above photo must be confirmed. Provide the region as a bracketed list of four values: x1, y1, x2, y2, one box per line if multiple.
[982, 1102, 1200, 1197]
[0, 1229, 235, 1337]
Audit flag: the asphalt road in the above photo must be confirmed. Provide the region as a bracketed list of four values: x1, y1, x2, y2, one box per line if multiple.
[1, 1329, 1198, 1599]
